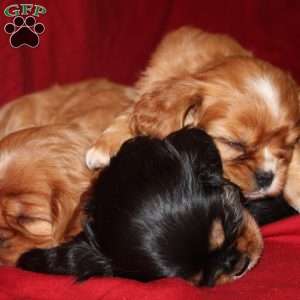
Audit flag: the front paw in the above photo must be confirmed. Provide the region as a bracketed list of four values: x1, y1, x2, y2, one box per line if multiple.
[86, 133, 125, 170]
[86, 144, 111, 170]
[86, 124, 134, 170]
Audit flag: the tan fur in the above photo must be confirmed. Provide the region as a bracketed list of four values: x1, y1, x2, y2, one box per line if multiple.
[0, 79, 133, 265]
[214, 210, 263, 285]
[236, 211, 263, 270]
[191, 210, 263, 285]
[86, 27, 300, 204]
[283, 142, 300, 211]
[209, 219, 225, 250]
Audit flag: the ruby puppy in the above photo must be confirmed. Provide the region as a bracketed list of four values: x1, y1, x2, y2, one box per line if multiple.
[86, 27, 300, 206]
[0, 79, 133, 265]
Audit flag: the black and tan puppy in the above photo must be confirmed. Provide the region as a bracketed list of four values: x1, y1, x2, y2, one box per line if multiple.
[18, 128, 263, 286]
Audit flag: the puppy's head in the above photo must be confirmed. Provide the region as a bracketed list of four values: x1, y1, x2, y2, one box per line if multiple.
[0, 125, 92, 265]
[90, 128, 263, 286]
[196, 57, 300, 199]
[133, 57, 300, 199]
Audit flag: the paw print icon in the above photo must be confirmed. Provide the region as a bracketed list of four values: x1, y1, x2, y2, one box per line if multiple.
[4, 16, 45, 48]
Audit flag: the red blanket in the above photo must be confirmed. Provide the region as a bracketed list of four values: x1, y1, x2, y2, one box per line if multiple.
[0, 216, 299, 300]
[0, 1, 299, 299]
[0, 0, 299, 104]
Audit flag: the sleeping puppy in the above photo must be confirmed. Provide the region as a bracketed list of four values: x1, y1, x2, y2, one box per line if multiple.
[0, 79, 133, 265]
[18, 128, 263, 286]
[0, 79, 134, 139]
[86, 27, 300, 207]
[0, 124, 92, 265]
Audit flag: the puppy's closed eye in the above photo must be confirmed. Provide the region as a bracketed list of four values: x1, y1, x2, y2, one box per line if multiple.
[3, 197, 53, 237]
[214, 137, 248, 162]
[217, 138, 245, 151]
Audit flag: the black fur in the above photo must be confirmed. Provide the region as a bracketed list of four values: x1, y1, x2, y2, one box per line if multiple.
[19, 227, 112, 281]
[18, 128, 248, 286]
[244, 195, 297, 226]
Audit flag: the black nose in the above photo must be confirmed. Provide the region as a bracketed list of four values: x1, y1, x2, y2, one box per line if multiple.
[255, 170, 274, 188]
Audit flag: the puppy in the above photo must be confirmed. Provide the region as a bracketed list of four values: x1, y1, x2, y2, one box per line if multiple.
[0, 79, 133, 265]
[18, 128, 263, 287]
[86, 27, 300, 205]
[0, 79, 135, 138]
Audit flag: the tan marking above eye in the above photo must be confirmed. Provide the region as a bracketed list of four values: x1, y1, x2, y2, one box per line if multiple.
[209, 219, 225, 250]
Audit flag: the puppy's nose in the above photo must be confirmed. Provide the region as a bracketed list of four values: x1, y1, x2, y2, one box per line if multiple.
[255, 170, 274, 188]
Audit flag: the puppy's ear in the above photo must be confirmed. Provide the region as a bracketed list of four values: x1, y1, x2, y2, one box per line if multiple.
[166, 128, 223, 176]
[131, 77, 203, 138]
[17, 223, 112, 281]
[3, 198, 53, 238]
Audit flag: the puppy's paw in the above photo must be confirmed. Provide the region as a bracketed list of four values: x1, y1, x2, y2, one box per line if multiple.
[86, 129, 133, 170]
[86, 145, 111, 170]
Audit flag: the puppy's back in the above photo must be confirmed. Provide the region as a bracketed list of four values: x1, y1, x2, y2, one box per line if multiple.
[136, 26, 251, 96]
[0, 79, 134, 139]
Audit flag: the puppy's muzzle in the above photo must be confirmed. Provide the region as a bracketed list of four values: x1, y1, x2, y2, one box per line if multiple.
[255, 170, 274, 189]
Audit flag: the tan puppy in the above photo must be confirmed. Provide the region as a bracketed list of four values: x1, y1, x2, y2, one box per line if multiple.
[0, 79, 133, 265]
[86, 27, 300, 204]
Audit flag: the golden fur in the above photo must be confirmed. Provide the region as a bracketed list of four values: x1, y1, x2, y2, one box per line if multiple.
[284, 143, 300, 211]
[0, 79, 133, 265]
[86, 27, 300, 206]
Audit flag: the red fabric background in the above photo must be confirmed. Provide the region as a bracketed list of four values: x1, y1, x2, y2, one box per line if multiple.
[0, 0, 299, 104]
[0, 0, 300, 299]
[0, 217, 300, 300]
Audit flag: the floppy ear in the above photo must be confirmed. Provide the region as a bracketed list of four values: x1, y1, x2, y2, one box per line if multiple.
[131, 77, 203, 138]
[3, 197, 53, 238]
[166, 128, 223, 177]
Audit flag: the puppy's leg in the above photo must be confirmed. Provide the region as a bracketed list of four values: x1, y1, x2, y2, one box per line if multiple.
[17, 230, 112, 281]
[86, 108, 134, 170]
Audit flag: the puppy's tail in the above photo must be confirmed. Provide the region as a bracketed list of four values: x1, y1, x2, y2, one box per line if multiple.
[244, 195, 298, 226]
[17, 223, 112, 281]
